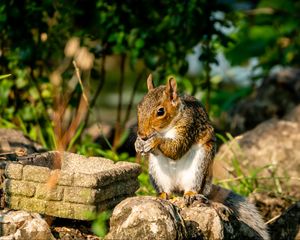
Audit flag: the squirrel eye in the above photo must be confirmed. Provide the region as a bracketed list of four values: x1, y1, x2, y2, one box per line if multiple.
[157, 107, 165, 117]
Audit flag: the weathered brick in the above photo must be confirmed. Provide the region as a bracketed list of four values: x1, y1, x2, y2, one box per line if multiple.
[96, 194, 130, 212]
[72, 203, 96, 220]
[5, 195, 21, 209]
[57, 170, 73, 186]
[4, 179, 36, 197]
[97, 164, 142, 186]
[5, 163, 23, 180]
[64, 186, 96, 204]
[45, 201, 73, 219]
[19, 197, 47, 213]
[36, 184, 64, 201]
[73, 173, 98, 187]
[23, 165, 50, 183]
[96, 179, 139, 202]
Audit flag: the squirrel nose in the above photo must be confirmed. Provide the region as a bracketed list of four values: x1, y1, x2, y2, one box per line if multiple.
[138, 132, 149, 141]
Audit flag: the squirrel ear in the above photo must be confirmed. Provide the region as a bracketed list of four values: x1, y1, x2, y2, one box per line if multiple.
[147, 74, 154, 91]
[166, 76, 177, 101]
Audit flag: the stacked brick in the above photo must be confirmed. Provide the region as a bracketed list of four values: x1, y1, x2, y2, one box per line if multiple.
[4, 151, 141, 220]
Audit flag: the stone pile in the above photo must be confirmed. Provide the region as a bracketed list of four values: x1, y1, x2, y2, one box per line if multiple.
[4, 151, 141, 220]
[0, 210, 55, 240]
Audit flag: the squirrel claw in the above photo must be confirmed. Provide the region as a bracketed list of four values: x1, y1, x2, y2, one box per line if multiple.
[134, 136, 156, 154]
[143, 138, 155, 153]
[184, 191, 209, 206]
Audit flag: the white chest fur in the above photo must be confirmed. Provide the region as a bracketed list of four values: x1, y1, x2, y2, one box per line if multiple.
[148, 144, 206, 194]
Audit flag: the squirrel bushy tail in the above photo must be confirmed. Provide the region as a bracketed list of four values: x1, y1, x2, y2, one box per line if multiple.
[209, 185, 270, 240]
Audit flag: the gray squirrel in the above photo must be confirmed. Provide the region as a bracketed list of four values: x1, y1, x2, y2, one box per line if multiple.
[135, 74, 269, 240]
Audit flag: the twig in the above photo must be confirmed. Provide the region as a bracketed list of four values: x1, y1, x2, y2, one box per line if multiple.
[217, 176, 300, 183]
[113, 54, 126, 149]
[217, 176, 244, 183]
[73, 60, 89, 104]
[61, 94, 88, 148]
[265, 214, 281, 225]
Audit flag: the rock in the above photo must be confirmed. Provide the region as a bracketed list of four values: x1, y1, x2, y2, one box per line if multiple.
[4, 151, 141, 220]
[268, 201, 300, 240]
[106, 196, 266, 240]
[179, 200, 225, 239]
[0, 128, 45, 157]
[228, 68, 300, 135]
[51, 225, 101, 240]
[0, 210, 55, 240]
[214, 105, 300, 198]
[105, 196, 186, 240]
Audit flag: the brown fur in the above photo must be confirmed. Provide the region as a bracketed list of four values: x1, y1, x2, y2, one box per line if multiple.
[137, 81, 214, 161]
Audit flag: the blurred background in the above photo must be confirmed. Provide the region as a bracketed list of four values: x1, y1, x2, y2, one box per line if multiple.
[1, 0, 300, 163]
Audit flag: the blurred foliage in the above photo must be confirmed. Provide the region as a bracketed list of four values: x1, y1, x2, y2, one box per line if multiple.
[227, 0, 300, 73]
[0, 0, 234, 149]
[91, 211, 111, 237]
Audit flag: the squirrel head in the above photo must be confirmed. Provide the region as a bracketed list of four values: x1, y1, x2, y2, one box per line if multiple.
[137, 74, 182, 140]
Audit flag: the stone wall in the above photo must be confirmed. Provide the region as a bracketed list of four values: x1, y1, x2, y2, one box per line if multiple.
[4, 151, 141, 220]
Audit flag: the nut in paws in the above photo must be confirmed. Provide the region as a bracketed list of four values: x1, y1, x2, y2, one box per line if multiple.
[134, 137, 145, 153]
[143, 137, 156, 153]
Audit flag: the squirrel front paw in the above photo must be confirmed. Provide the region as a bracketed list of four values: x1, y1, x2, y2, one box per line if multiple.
[143, 137, 157, 153]
[134, 137, 145, 154]
[135, 135, 158, 154]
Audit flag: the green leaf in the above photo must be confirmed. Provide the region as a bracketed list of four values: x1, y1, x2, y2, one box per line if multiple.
[92, 211, 111, 237]
[0, 74, 11, 80]
[67, 122, 85, 151]
[135, 38, 144, 49]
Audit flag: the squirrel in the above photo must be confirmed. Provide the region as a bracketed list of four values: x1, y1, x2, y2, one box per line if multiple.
[135, 74, 270, 240]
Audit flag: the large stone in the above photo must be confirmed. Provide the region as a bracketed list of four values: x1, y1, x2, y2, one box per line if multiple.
[179, 202, 224, 239]
[0, 210, 55, 240]
[0, 128, 45, 156]
[214, 105, 300, 198]
[105, 196, 186, 240]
